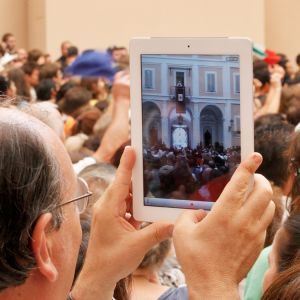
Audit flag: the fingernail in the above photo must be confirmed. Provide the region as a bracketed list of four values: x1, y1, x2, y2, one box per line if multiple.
[252, 153, 262, 164]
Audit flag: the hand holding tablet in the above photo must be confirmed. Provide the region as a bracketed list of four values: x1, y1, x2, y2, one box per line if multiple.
[130, 37, 254, 222]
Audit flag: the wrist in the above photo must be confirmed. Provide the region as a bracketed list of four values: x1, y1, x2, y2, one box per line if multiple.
[71, 268, 116, 300]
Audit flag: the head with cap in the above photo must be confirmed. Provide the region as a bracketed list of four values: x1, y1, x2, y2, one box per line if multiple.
[65, 50, 116, 82]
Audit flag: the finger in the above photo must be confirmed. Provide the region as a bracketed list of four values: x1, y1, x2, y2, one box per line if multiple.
[100, 146, 135, 210]
[115, 146, 135, 185]
[214, 152, 262, 211]
[258, 200, 276, 231]
[241, 174, 273, 220]
[176, 209, 207, 227]
[136, 222, 174, 253]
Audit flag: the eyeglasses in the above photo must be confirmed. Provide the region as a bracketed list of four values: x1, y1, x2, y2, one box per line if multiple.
[55, 177, 92, 214]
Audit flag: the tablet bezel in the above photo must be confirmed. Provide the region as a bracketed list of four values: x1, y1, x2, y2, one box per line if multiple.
[130, 37, 253, 222]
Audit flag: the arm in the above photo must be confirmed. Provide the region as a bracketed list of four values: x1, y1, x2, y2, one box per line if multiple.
[173, 153, 275, 299]
[93, 72, 130, 163]
[255, 65, 284, 119]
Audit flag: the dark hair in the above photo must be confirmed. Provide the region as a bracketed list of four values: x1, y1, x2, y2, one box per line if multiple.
[277, 53, 289, 70]
[287, 131, 300, 213]
[73, 217, 90, 284]
[296, 54, 300, 66]
[22, 62, 39, 76]
[280, 85, 300, 125]
[36, 79, 56, 101]
[72, 108, 101, 135]
[286, 105, 300, 126]
[277, 214, 300, 273]
[253, 60, 270, 87]
[2, 33, 13, 43]
[0, 119, 62, 290]
[254, 115, 294, 245]
[0, 76, 9, 95]
[255, 114, 294, 187]
[7, 68, 30, 99]
[262, 261, 300, 300]
[111, 140, 131, 168]
[0, 44, 5, 57]
[39, 63, 60, 80]
[67, 46, 79, 57]
[59, 86, 91, 116]
[56, 80, 78, 103]
[81, 77, 98, 98]
[28, 49, 44, 63]
[107, 46, 127, 54]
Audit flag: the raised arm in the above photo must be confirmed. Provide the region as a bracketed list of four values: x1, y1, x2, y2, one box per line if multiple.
[93, 72, 130, 163]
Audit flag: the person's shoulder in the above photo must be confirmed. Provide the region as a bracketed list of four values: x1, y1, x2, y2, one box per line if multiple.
[158, 286, 188, 300]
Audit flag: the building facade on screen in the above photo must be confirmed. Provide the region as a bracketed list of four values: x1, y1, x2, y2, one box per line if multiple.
[141, 54, 241, 149]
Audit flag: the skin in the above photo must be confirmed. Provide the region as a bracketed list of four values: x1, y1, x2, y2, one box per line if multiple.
[112, 48, 128, 62]
[255, 65, 285, 119]
[29, 69, 40, 86]
[25, 69, 40, 87]
[93, 71, 130, 163]
[61, 41, 72, 57]
[5, 35, 16, 52]
[17, 48, 28, 62]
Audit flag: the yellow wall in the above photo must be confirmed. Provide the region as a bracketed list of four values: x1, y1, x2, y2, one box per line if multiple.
[0, 0, 268, 60]
[0, 0, 28, 49]
[265, 0, 300, 66]
[44, 0, 265, 58]
[27, 0, 46, 52]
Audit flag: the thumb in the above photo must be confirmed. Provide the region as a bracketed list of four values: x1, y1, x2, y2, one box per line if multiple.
[215, 152, 262, 210]
[136, 222, 174, 253]
[100, 146, 135, 210]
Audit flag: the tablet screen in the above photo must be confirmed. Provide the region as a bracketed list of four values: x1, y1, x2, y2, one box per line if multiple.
[141, 54, 240, 210]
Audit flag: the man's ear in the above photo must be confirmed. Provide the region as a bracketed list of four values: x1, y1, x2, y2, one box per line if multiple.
[31, 213, 58, 282]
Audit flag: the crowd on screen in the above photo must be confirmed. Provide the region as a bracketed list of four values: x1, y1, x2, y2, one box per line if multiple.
[144, 144, 240, 201]
[1, 32, 300, 299]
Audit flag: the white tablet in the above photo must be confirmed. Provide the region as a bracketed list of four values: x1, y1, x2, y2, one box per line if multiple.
[130, 37, 253, 222]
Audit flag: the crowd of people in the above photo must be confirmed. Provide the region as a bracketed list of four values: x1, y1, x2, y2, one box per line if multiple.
[1, 31, 300, 300]
[144, 144, 240, 201]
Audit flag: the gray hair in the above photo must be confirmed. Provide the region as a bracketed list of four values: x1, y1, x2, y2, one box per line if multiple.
[0, 120, 63, 290]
